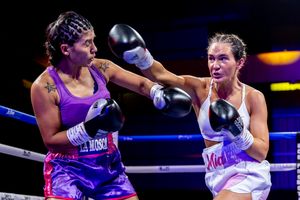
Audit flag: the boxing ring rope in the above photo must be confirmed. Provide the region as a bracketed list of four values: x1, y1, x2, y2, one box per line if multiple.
[0, 105, 296, 141]
[0, 105, 298, 198]
[0, 142, 296, 173]
[118, 132, 297, 141]
[0, 192, 44, 200]
[0, 105, 297, 171]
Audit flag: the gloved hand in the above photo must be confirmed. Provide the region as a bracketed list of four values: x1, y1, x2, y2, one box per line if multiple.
[150, 84, 192, 118]
[108, 24, 154, 70]
[66, 98, 125, 146]
[209, 99, 254, 150]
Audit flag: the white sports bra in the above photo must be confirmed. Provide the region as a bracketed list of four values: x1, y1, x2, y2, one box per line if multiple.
[198, 79, 250, 142]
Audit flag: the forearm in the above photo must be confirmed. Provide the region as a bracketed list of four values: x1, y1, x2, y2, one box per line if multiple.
[143, 60, 185, 89]
[245, 137, 269, 162]
[142, 60, 166, 81]
[43, 130, 75, 152]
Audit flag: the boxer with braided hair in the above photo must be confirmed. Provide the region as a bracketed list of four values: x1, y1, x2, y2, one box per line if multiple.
[44, 11, 93, 66]
[31, 11, 192, 200]
[109, 25, 272, 200]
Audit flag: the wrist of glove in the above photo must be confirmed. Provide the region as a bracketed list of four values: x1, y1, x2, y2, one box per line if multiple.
[66, 122, 91, 146]
[150, 84, 166, 109]
[234, 129, 254, 150]
[123, 46, 154, 70]
[224, 129, 254, 150]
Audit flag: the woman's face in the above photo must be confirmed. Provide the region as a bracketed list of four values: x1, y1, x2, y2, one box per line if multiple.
[67, 30, 98, 67]
[207, 42, 242, 84]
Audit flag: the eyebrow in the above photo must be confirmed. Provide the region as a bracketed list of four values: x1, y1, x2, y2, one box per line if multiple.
[208, 53, 228, 57]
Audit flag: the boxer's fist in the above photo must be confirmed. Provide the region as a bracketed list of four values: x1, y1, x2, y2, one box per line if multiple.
[108, 24, 146, 58]
[66, 98, 125, 146]
[84, 98, 125, 137]
[209, 99, 254, 150]
[151, 84, 192, 118]
[108, 24, 153, 70]
[209, 99, 243, 137]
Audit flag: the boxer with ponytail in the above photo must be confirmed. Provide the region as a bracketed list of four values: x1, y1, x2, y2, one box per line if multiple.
[108, 24, 271, 200]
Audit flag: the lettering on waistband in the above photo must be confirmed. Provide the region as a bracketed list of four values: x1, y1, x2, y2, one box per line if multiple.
[79, 137, 108, 156]
[203, 142, 245, 171]
[206, 152, 228, 171]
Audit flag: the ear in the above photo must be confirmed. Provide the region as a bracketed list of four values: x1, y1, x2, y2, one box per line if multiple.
[237, 57, 245, 70]
[60, 44, 70, 56]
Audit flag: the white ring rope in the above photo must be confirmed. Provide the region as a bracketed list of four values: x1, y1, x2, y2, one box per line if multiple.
[0, 143, 296, 173]
[0, 192, 44, 200]
[0, 143, 45, 163]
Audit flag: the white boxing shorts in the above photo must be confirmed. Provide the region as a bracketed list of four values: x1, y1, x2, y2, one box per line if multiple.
[202, 141, 272, 200]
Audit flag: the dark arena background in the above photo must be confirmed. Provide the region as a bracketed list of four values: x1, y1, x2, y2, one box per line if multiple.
[1, 0, 300, 199]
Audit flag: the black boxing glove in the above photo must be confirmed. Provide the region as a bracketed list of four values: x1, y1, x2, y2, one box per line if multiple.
[209, 99, 254, 150]
[209, 99, 244, 136]
[66, 98, 125, 146]
[151, 84, 192, 118]
[108, 24, 154, 70]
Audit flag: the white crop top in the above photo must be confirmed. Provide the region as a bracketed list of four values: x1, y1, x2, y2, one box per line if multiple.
[198, 79, 250, 142]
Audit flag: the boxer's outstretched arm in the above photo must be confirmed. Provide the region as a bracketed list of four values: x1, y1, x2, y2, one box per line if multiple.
[108, 24, 199, 100]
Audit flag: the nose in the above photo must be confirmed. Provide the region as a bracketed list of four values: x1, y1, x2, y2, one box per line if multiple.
[91, 42, 98, 53]
[211, 60, 221, 70]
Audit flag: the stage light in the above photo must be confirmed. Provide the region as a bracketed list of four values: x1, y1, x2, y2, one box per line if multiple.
[257, 51, 300, 66]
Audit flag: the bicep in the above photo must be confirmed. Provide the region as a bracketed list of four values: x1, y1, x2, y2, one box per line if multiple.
[31, 83, 62, 143]
[249, 91, 269, 143]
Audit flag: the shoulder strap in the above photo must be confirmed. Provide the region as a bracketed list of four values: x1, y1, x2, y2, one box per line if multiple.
[242, 84, 246, 101]
[207, 78, 214, 98]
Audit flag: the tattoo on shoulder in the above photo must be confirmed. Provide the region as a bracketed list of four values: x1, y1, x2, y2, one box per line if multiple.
[99, 62, 110, 72]
[45, 82, 56, 93]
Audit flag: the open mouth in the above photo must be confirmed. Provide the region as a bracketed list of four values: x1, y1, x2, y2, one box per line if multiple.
[212, 73, 222, 79]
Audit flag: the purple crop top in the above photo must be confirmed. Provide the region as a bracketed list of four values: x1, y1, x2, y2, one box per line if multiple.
[47, 65, 110, 129]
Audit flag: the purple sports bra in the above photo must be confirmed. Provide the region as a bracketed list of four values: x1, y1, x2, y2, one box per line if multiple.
[47, 65, 110, 129]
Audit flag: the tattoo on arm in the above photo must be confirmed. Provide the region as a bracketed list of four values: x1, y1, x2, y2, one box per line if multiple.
[45, 82, 56, 93]
[99, 62, 110, 72]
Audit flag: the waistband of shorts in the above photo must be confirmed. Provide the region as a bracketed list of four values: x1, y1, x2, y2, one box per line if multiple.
[45, 133, 115, 158]
[202, 141, 257, 172]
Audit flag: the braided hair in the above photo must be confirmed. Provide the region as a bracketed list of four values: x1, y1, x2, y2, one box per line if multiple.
[45, 11, 93, 66]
